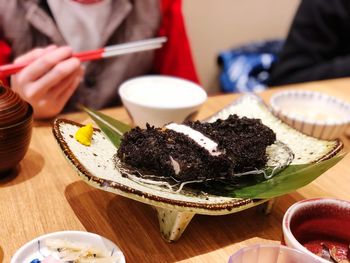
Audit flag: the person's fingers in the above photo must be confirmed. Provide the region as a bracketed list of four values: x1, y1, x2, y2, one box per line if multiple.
[49, 65, 83, 100]
[17, 46, 74, 83]
[14, 48, 45, 64]
[54, 69, 83, 108]
[35, 67, 83, 118]
[22, 57, 81, 101]
[14, 45, 57, 64]
[31, 73, 79, 119]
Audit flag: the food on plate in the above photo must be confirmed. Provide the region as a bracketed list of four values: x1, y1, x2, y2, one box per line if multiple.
[75, 124, 94, 146]
[117, 114, 280, 182]
[30, 238, 122, 263]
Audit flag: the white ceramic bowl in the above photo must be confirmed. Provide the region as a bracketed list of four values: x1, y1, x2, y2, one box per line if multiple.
[118, 75, 207, 128]
[228, 244, 320, 263]
[11, 230, 125, 263]
[282, 198, 350, 263]
[270, 90, 350, 140]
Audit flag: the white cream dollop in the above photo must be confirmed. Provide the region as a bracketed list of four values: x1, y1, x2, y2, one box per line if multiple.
[165, 123, 222, 156]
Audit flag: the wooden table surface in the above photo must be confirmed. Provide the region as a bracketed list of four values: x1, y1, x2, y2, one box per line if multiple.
[1, 78, 350, 263]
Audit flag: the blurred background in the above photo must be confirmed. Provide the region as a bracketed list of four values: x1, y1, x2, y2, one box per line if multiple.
[183, 0, 300, 94]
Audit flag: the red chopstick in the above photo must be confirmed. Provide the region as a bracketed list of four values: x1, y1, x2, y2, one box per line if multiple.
[0, 37, 167, 77]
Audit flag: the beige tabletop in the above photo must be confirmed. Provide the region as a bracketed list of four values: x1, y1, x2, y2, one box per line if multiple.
[1, 78, 350, 263]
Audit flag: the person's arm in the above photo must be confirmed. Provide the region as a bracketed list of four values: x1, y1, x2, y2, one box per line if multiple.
[269, 0, 350, 86]
[11, 46, 84, 119]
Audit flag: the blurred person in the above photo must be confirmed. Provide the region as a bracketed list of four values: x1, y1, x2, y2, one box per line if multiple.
[0, 0, 198, 119]
[269, 0, 350, 86]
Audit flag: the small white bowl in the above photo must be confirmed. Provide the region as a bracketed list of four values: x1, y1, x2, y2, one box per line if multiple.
[282, 198, 350, 263]
[228, 244, 320, 263]
[11, 230, 125, 263]
[270, 90, 350, 140]
[119, 75, 207, 128]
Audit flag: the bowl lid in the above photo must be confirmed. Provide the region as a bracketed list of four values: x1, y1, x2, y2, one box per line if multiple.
[0, 85, 29, 127]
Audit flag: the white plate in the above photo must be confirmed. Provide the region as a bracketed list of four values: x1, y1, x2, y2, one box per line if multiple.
[11, 231, 125, 263]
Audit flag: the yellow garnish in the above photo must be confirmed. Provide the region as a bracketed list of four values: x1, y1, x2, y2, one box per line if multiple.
[75, 124, 94, 146]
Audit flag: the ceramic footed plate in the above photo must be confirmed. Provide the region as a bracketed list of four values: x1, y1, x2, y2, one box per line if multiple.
[53, 95, 343, 242]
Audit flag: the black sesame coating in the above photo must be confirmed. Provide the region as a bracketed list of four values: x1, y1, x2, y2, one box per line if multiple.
[117, 115, 276, 182]
[186, 114, 276, 172]
[117, 124, 234, 181]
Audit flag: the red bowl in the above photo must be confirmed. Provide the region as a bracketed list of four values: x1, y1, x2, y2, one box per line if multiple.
[282, 198, 350, 263]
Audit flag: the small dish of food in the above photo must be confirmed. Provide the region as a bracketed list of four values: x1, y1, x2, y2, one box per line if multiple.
[282, 198, 350, 263]
[270, 90, 350, 140]
[228, 244, 320, 263]
[11, 231, 125, 263]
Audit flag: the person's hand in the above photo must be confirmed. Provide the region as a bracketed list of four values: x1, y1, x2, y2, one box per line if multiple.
[11, 45, 84, 119]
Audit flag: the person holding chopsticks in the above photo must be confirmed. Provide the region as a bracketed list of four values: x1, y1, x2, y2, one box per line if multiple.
[0, 0, 199, 119]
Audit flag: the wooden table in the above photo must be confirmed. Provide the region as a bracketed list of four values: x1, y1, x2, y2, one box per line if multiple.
[1, 78, 350, 263]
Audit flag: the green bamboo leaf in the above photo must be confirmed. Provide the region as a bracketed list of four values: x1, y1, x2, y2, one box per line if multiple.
[80, 105, 131, 147]
[231, 154, 345, 199]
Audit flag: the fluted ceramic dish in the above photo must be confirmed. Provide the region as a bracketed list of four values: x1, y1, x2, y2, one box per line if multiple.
[270, 90, 350, 140]
[53, 95, 343, 242]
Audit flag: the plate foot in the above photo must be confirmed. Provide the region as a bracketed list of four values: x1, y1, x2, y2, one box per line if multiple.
[154, 206, 195, 242]
[258, 198, 276, 215]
